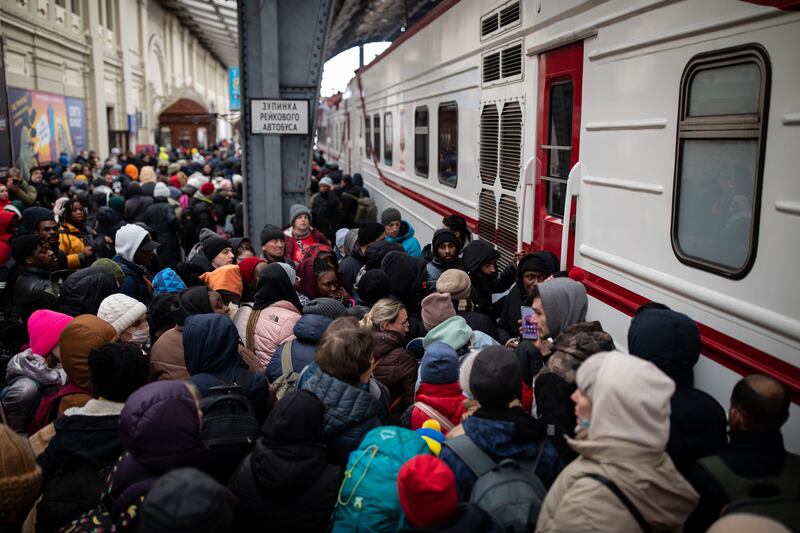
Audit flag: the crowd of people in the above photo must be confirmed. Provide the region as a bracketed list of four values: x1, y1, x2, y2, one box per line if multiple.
[0, 147, 796, 533]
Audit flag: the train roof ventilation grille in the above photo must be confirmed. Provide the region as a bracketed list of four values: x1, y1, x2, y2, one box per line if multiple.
[480, 104, 499, 187]
[497, 194, 519, 269]
[483, 52, 501, 83]
[499, 2, 520, 28]
[481, 14, 499, 37]
[499, 101, 522, 191]
[478, 189, 497, 243]
[501, 44, 522, 78]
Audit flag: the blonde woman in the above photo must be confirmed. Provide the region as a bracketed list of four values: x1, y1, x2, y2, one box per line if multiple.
[360, 298, 419, 416]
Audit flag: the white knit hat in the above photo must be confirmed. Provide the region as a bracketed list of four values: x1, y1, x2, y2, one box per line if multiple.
[153, 182, 170, 198]
[97, 294, 147, 334]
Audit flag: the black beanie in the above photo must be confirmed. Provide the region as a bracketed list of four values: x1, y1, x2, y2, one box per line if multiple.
[432, 228, 460, 253]
[469, 346, 522, 408]
[260, 224, 285, 246]
[358, 221, 385, 246]
[11, 235, 46, 265]
[21, 206, 55, 233]
[355, 269, 392, 306]
[303, 297, 346, 319]
[202, 235, 231, 261]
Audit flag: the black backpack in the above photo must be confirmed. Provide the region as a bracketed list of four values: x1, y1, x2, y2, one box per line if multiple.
[36, 455, 111, 533]
[199, 371, 259, 483]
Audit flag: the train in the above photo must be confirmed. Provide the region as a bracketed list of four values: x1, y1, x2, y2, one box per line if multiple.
[315, 0, 800, 450]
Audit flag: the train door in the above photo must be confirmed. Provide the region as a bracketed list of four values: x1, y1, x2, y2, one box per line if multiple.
[534, 42, 583, 268]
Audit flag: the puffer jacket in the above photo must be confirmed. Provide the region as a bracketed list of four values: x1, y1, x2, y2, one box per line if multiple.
[113, 255, 152, 303]
[123, 191, 153, 223]
[142, 197, 180, 266]
[266, 314, 332, 383]
[59, 267, 118, 316]
[149, 327, 190, 381]
[386, 220, 422, 257]
[410, 381, 464, 431]
[0, 349, 64, 434]
[58, 221, 89, 269]
[299, 362, 388, 465]
[372, 330, 418, 412]
[536, 437, 699, 533]
[246, 300, 301, 370]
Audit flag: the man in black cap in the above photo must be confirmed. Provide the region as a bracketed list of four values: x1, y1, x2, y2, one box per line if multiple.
[260, 224, 293, 266]
[203, 234, 234, 269]
[339, 221, 384, 294]
[113, 223, 161, 303]
[22, 206, 68, 270]
[12, 235, 59, 301]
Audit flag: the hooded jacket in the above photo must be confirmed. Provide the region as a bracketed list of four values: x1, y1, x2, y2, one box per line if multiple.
[123, 183, 153, 222]
[58, 267, 118, 317]
[628, 309, 727, 474]
[536, 351, 699, 533]
[1, 349, 64, 433]
[536, 277, 588, 339]
[339, 243, 366, 294]
[372, 329, 419, 412]
[183, 313, 269, 422]
[142, 197, 180, 266]
[228, 391, 343, 532]
[497, 251, 559, 344]
[381, 251, 428, 317]
[247, 264, 303, 369]
[460, 240, 516, 318]
[386, 220, 422, 257]
[266, 313, 332, 383]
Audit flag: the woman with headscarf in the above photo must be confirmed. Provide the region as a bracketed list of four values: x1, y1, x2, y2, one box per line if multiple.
[296, 256, 350, 307]
[149, 286, 228, 380]
[536, 351, 699, 532]
[245, 263, 302, 370]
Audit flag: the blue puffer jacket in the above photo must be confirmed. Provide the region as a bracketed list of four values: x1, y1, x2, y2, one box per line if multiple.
[439, 409, 564, 498]
[299, 362, 388, 465]
[113, 255, 151, 303]
[266, 314, 332, 383]
[386, 221, 422, 257]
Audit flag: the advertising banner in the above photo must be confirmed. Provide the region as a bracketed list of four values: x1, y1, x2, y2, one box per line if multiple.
[0, 40, 11, 178]
[229, 67, 240, 111]
[8, 88, 87, 171]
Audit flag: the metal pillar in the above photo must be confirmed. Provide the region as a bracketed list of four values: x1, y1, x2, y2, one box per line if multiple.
[238, 0, 333, 246]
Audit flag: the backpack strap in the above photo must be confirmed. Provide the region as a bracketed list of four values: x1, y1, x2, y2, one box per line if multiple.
[413, 401, 455, 432]
[245, 308, 261, 351]
[281, 341, 294, 374]
[582, 473, 653, 533]
[443, 435, 497, 478]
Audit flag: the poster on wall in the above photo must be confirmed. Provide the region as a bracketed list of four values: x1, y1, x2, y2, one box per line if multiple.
[229, 67, 240, 111]
[8, 88, 86, 173]
[0, 40, 12, 178]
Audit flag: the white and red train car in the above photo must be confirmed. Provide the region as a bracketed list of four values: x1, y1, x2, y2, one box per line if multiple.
[316, 0, 800, 450]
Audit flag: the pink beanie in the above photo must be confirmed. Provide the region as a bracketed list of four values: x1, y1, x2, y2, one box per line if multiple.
[27, 310, 73, 357]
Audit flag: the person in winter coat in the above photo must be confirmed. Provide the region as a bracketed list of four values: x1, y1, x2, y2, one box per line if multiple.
[0, 424, 42, 532]
[425, 228, 462, 289]
[228, 390, 343, 532]
[265, 297, 344, 383]
[150, 287, 228, 380]
[259, 224, 291, 265]
[497, 251, 559, 346]
[232, 257, 270, 339]
[190, 182, 218, 236]
[360, 298, 419, 415]
[439, 346, 563, 498]
[58, 267, 118, 317]
[381, 250, 429, 323]
[11, 235, 59, 302]
[382, 208, 422, 257]
[310, 177, 343, 242]
[283, 204, 330, 265]
[410, 342, 465, 431]
[245, 263, 303, 370]
[1, 310, 71, 434]
[536, 351, 699, 532]
[25, 205, 69, 270]
[113, 223, 160, 303]
[94, 205, 126, 259]
[628, 305, 727, 475]
[58, 198, 95, 269]
[142, 182, 181, 266]
[530, 277, 588, 346]
[352, 268, 392, 316]
[433, 269, 497, 340]
[299, 326, 389, 465]
[296, 255, 350, 307]
[97, 293, 151, 348]
[460, 240, 516, 319]
[340, 221, 384, 293]
[28, 314, 118, 433]
[123, 181, 153, 223]
[397, 455, 500, 533]
[184, 313, 270, 422]
[0, 209, 17, 265]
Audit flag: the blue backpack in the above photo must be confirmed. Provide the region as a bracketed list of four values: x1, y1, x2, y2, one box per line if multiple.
[332, 426, 431, 532]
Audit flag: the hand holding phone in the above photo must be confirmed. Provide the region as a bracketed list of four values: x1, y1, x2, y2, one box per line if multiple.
[520, 306, 538, 340]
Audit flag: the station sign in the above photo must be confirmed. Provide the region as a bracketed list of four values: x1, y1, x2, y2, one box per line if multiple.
[250, 99, 309, 135]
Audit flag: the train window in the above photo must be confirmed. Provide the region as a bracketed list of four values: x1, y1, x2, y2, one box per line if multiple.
[384, 112, 393, 166]
[672, 46, 769, 278]
[438, 102, 458, 187]
[373, 114, 381, 162]
[544, 81, 574, 217]
[365, 117, 371, 156]
[414, 106, 429, 177]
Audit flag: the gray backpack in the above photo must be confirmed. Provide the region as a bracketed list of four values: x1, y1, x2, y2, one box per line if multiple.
[444, 435, 547, 532]
[272, 341, 300, 400]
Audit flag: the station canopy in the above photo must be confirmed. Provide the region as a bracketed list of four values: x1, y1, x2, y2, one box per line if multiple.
[158, 0, 445, 67]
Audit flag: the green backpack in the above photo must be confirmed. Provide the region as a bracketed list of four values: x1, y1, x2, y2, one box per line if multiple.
[272, 341, 299, 401]
[342, 192, 377, 223]
[332, 426, 431, 532]
[698, 453, 800, 531]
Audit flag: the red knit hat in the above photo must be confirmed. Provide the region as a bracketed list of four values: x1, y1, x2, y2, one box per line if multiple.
[200, 182, 215, 196]
[169, 175, 181, 188]
[397, 455, 458, 527]
[27, 310, 73, 357]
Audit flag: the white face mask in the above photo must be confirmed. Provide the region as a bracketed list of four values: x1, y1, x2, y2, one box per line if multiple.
[127, 325, 151, 346]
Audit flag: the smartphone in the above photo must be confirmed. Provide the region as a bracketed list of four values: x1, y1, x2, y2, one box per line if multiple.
[520, 306, 538, 340]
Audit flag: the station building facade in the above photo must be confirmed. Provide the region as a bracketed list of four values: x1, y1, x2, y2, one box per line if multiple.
[0, 0, 231, 162]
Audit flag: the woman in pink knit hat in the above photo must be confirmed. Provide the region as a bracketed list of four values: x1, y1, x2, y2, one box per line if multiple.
[0, 310, 72, 434]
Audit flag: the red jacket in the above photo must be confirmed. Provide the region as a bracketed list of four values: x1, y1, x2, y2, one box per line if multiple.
[282, 227, 330, 264]
[411, 381, 465, 430]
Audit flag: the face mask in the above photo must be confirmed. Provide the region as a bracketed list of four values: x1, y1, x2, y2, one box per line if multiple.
[577, 419, 591, 431]
[128, 325, 150, 346]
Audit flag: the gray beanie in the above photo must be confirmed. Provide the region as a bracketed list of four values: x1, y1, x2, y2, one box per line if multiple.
[289, 204, 312, 225]
[303, 297, 346, 319]
[381, 207, 402, 226]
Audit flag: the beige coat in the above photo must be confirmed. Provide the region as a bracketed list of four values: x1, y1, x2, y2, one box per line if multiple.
[536, 436, 698, 533]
